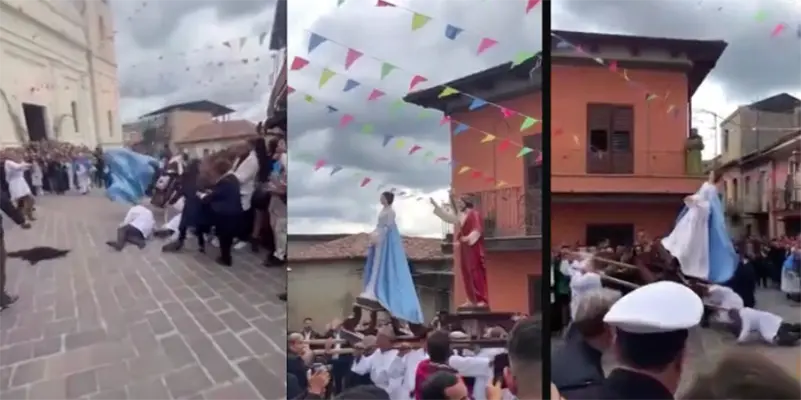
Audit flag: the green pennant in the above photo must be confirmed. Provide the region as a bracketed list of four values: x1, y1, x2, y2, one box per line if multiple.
[319, 68, 336, 87]
[380, 63, 397, 79]
[411, 13, 431, 31]
[438, 86, 459, 98]
[516, 147, 533, 158]
[304, 94, 314, 103]
[361, 123, 374, 134]
[511, 51, 535, 67]
[519, 116, 538, 131]
[337, 0, 346, 6]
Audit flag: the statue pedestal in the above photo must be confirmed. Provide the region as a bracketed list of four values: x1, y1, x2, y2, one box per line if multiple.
[340, 297, 425, 344]
[438, 308, 517, 348]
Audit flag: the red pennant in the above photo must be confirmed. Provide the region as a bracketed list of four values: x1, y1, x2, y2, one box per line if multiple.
[526, 0, 540, 14]
[376, 0, 395, 6]
[439, 116, 451, 126]
[344, 49, 363, 69]
[340, 114, 354, 127]
[498, 139, 511, 151]
[500, 108, 515, 118]
[471, 171, 483, 179]
[287, 86, 295, 94]
[360, 177, 372, 187]
[313, 160, 326, 171]
[368, 89, 385, 101]
[608, 60, 618, 72]
[476, 38, 498, 55]
[484, 176, 495, 183]
[409, 75, 427, 91]
[434, 157, 448, 163]
[291, 57, 309, 70]
[408, 145, 422, 155]
[535, 152, 543, 165]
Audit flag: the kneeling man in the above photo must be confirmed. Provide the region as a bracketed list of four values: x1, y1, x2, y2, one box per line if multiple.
[106, 201, 155, 251]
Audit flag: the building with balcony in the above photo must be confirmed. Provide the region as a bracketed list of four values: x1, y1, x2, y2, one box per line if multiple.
[719, 93, 801, 164]
[551, 30, 727, 246]
[717, 130, 801, 239]
[0, 0, 123, 148]
[404, 56, 542, 315]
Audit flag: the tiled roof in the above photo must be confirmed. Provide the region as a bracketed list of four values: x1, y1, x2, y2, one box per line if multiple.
[290, 233, 450, 263]
[175, 120, 256, 144]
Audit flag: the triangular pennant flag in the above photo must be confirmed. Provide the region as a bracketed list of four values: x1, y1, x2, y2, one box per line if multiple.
[666, 105, 676, 114]
[382, 135, 394, 147]
[434, 156, 448, 163]
[496, 180, 507, 188]
[313, 160, 326, 171]
[458, 166, 471, 175]
[501, 108, 515, 118]
[344, 49, 363, 69]
[444, 24, 463, 40]
[326, 105, 338, 113]
[409, 145, 422, 155]
[239, 37, 247, 48]
[258, 32, 267, 45]
[338, 0, 346, 6]
[340, 114, 354, 127]
[304, 94, 314, 103]
[330, 166, 343, 176]
[394, 139, 406, 149]
[498, 139, 511, 151]
[319, 68, 336, 88]
[376, 0, 395, 6]
[290, 56, 309, 70]
[516, 147, 533, 158]
[439, 115, 451, 126]
[409, 75, 427, 91]
[645, 93, 658, 101]
[343, 79, 360, 92]
[511, 51, 535, 67]
[526, 0, 540, 13]
[380, 63, 396, 79]
[360, 177, 371, 187]
[477, 38, 498, 55]
[361, 124, 374, 134]
[453, 123, 468, 135]
[481, 134, 496, 143]
[471, 171, 483, 179]
[608, 60, 618, 72]
[622, 69, 630, 81]
[411, 13, 431, 31]
[368, 89, 385, 101]
[222, 40, 231, 48]
[468, 98, 487, 110]
[308, 32, 327, 53]
[520, 117, 537, 131]
[438, 86, 459, 98]
[535, 152, 543, 165]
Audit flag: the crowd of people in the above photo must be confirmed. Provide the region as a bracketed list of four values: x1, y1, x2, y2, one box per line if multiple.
[286, 316, 541, 400]
[549, 230, 801, 399]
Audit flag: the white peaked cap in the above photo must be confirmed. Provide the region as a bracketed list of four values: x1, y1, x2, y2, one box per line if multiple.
[604, 281, 703, 334]
[449, 331, 469, 340]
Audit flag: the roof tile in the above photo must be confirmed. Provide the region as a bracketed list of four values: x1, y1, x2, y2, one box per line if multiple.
[290, 233, 449, 262]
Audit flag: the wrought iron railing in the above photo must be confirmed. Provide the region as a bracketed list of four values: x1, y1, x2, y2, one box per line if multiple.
[554, 149, 706, 177]
[442, 186, 542, 239]
[773, 185, 801, 212]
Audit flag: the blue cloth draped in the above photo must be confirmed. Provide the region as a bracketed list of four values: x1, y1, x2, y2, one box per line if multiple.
[675, 186, 737, 283]
[103, 148, 159, 205]
[364, 221, 424, 324]
[783, 254, 796, 272]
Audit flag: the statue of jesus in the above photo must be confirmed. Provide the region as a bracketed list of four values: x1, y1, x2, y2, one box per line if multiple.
[430, 192, 489, 308]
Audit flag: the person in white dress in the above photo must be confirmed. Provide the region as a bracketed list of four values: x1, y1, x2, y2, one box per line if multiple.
[106, 200, 155, 251]
[30, 160, 43, 196]
[3, 154, 35, 222]
[265, 138, 287, 265]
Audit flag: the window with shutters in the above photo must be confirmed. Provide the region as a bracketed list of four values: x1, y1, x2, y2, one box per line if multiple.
[586, 104, 634, 174]
[523, 134, 542, 188]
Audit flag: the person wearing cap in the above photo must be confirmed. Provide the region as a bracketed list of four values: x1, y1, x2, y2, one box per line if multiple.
[599, 281, 703, 399]
[705, 284, 801, 346]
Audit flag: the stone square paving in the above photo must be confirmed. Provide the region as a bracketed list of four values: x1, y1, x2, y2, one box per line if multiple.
[0, 193, 287, 400]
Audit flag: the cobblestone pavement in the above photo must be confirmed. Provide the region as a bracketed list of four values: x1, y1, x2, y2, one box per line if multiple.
[0, 193, 287, 400]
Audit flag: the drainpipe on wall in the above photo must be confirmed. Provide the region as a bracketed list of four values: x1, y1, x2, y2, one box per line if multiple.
[85, 50, 101, 148]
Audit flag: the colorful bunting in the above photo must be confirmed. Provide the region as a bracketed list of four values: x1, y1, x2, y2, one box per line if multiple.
[411, 13, 431, 31]
[771, 23, 786, 37]
[481, 134, 496, 143]
[340, 114, 354, 127]
[380, 63, 397, 79]
[468, 98, 487, 110]
[458, 166, 470, 175]
[516, 147, 533, 158]
[368, 89, 385, 101]
[438, 86, 459, 98]
[326, 105, 338, 113]
[319, 68, 336, 87]
[476, 38, 498, 55]
[360, 177, 371, 187]
[409, 145, 422, 155]
[409, 75, 427, 91]
[330, 166, 343, 176]
[501, 108, 515, 118]
[314, 160, 326, 171]
[444, 24, 463, 40]
[376, 0, 395, 7]
[453, 123, 469, 135]
[361, 124, 374, 134]
[343, 79, 360, 92]
[308, 33, 326, 53]
[520, 117, 538, 131]
[345, 49, 363, 69]
[439, 116, 451, 126]
[291, 56, 309, 71]
[511, 51, 535, 67]
[526, 0, 541, 14]
[382, 135, 394, 147]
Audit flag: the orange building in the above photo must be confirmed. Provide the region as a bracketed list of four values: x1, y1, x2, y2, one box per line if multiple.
[550, 30, 728, 246]
[405, 57, 542, 315]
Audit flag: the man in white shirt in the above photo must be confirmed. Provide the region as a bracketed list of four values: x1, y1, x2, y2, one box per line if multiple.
[106, 201, 155, 251]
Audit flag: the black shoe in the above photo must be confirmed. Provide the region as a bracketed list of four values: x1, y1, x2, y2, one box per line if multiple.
[264, 255, 286, 267]
[215, 257, 232, 267]
[162, 241, 184, 253]
[775, 331, 801, 346]
[153, 229, 174, 239]
[105, 241, 122, 251]
[0, 293, 19, 310]
[250, 239, 260, 253]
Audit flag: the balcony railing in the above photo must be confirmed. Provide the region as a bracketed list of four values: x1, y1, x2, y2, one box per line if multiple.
[773, 186, 801, 212]
[554, 150, 706, 177]
[726, 195, 768, 214]
[442, 187, 542, 239]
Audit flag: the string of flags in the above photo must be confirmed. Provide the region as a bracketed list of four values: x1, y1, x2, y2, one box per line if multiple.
[289, 59, 540, 155]
[299, 32, 540, 129]
[337, 0, 539, 15]
[111, 31, 273, 67]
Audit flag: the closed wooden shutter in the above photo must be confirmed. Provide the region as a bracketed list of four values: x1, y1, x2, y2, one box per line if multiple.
[611, 106, 634, 173]
[586, 104, 612, 173]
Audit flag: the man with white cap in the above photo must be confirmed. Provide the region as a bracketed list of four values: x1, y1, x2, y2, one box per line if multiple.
[598, 281, 703, 399]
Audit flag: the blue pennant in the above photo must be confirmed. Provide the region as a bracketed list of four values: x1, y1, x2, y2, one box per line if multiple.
[382, 135, 394, 147]
[343, 79, 360, 92]
[453, 123, 469, 135]
[330, 166, 343, 176]
[308, 33, 327, 53]
[445, 24, 463, 40]
[326, 105, 338, 113]
[468, 98, 487, 110]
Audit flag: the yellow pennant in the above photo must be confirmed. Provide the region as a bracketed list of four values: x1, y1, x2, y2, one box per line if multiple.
[480, 133, 496, 143]
[394, 139, 406, 149]
[458, 166, 471, 175]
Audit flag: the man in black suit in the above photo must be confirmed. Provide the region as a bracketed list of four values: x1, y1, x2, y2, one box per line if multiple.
[1, 189, 31, 310]
[201, 157, 243, 267]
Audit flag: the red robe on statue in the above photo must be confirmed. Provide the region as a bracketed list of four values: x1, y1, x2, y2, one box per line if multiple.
[457, 208, 489, 305]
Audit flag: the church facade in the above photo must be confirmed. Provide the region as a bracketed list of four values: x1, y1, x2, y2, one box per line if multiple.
[0, 0, 122, 148]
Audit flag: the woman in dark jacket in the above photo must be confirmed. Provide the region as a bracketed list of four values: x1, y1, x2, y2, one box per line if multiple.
[162, 160, 207, 252]
[726, 243, 757, 308]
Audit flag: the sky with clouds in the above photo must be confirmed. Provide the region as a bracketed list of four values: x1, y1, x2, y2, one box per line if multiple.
[287, 0, 541, 237]
[111, 0, 279, 123]
[553, 0, 801, 158]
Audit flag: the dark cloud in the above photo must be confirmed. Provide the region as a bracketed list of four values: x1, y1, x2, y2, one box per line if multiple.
[553, 0, 801, 104]
[112, 0, 278, 121]
[288, 0, 541, 234]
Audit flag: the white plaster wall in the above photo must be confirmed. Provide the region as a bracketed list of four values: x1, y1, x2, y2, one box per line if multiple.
[0, 0, 122, 148]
